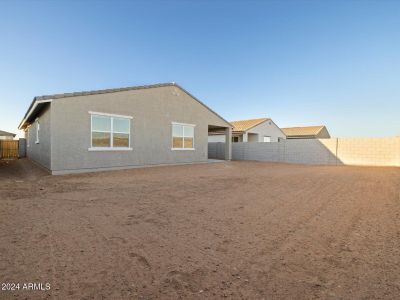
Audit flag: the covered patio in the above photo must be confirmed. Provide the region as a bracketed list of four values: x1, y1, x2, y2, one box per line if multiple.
[207, 124, 231, 160]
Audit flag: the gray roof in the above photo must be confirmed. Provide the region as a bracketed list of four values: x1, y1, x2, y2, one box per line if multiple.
[34, 82, 176, 101]
[19, 82, 231, 129]
[0, 130, 16, 137]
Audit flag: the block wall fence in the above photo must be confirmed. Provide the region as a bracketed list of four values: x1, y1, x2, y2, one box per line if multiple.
[225, 137, 400, 167]
[208, 142, 226, 160]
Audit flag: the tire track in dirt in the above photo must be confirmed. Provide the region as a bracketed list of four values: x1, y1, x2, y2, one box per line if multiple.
[2, 160, 400, 299]
[231, 174, 360, 298]
[44, 191, 155, 299]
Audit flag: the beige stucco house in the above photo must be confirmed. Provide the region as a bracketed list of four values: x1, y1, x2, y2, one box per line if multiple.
[281, 125, 331, 139]
[0, 130, 16, 140]
[209, 118, 286, 143]
[18, 83, 232, 174]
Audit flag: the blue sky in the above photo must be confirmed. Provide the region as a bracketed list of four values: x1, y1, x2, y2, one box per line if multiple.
[1, 0, 399, 137]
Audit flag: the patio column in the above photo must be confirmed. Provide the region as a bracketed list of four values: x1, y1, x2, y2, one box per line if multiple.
[225, 127, 232, 160]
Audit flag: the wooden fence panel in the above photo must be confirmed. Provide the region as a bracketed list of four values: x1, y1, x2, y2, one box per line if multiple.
[0, 140, 19, 159]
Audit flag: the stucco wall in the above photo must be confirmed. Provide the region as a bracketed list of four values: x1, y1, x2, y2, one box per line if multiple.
[247, 133, 259, 142]
[26, 105, 51, 169]
[232, 137, 400, 167]
[208, 135, 225, 143]
[50, 86, 230, 173]
[316, 127, 331, 138]
[244, 120, 286, 142]
[209, 120, 285, 143]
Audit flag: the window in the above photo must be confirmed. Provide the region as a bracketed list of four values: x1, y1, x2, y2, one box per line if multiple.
[232, 136, 239, 143]
[172, 123, 195, 150]
[35, 119, 40, 144]
[263, 136, 271, 143]
[90, 112, 132, 150]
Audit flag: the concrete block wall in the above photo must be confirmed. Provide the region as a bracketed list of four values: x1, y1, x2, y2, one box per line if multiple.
[337, 138, 400, 166]
[208, 142, 226, 160]
[232, 137, 400, 167]
[233, 142, 285, 162]
[284, 139, 338, 165]
[18, 138, 27, 158]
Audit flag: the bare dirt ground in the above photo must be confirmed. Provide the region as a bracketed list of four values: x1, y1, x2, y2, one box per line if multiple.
[1, 159, 400, 299]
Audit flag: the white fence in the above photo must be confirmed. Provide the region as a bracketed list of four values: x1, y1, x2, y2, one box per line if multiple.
[231, 137, 400, 167]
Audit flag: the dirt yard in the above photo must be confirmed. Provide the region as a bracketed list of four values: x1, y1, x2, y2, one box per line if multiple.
[1, 159, 399, 299]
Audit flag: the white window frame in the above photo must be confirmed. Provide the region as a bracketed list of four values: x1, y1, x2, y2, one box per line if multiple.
[35, 118, 40, 144]
[171, 122, 195, 151]
[88, 111, 133, 151]
[263, 136, 271, 143]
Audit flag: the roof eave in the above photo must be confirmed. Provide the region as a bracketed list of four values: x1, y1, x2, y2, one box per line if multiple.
[18, 99, 52, 130]
[231, 118, 270, 132]
[315, 126, 325, 135]
[18, 82, 232, 130]
[287, 135, 316, 139]
[244, 119, 270, 132]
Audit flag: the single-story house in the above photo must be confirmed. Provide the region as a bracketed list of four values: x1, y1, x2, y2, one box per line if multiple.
[18, 83, 232, 175]
[208, 118, 286, 143]
[281, 125, 331, 139]
[0, 130, 16, 140]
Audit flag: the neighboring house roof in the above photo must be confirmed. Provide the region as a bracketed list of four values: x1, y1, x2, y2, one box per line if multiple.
[281, 125, 327, 137]
[18, 82, 231, 129]
[0, 130, 16, 137]
[230, 118, 270, 133]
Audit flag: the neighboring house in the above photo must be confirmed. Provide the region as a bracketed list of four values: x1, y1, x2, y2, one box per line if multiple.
[208, 118, 286, 143]
[0, 130, 16, 140]
[281, 125, 331, 139]
[18, 83, 232, 175]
